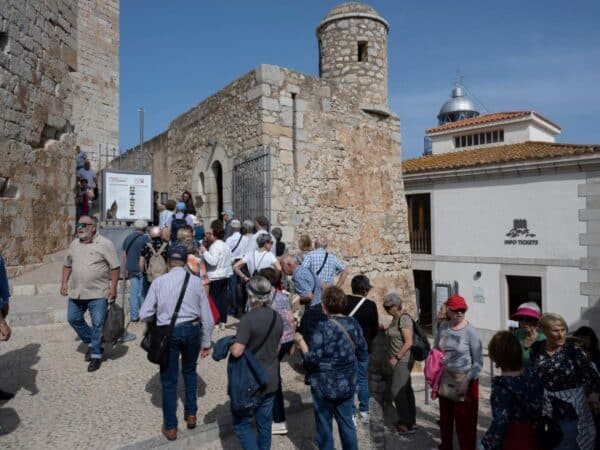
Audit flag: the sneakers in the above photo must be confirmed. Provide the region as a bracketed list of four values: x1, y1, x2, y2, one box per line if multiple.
[359, 411, 370, 424]
[352, 415, 357, 427]
[271, 421, 288, 435]
[87, 358, 101, 372]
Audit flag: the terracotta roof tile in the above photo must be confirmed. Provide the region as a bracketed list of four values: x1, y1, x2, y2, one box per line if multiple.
[426, 111, 561, 133]
[402, 141, 600, 174]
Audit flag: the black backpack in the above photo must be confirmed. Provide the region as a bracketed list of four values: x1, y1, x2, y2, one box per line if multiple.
[402, 314, 431, 361]
[170, 214, 187, 242]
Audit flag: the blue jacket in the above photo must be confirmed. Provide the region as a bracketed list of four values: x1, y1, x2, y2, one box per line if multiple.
[0, 254, 10, 310]
[213, 335, 269, 416]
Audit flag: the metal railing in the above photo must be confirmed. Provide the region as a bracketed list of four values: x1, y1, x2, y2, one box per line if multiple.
[410, 228, 431, 254]
[233, 147, 271, 222]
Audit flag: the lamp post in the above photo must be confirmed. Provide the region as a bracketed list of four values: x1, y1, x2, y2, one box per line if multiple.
[138, 107, 145, 171]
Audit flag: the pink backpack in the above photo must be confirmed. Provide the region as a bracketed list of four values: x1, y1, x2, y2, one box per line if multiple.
[424, 348, 444, 400]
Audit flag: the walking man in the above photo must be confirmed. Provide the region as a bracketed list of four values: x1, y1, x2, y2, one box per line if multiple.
[140, 245, 214, 441]
[60, 216, 120, 372]
[122, 220, 150, 322]
[302, 236, 349, 288]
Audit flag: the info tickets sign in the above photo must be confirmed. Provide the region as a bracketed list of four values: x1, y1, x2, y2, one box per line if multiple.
[102, 170, 153, 221]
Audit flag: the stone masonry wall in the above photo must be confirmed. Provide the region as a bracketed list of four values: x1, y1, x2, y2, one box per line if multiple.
[0, 0, 78, 271]
[115, 63, 415, 309]
[318, 10, 388, 110]
[255, 65, 414, 311]
[72, 0, 119, 166]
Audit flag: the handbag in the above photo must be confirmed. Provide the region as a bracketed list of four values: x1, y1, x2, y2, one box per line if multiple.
[102, 298, 125, 344]
[438, 369, 467, 402]
[141, 272, 190, 365]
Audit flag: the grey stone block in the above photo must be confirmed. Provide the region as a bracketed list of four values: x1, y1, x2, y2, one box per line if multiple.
[255, 64, 284, 87]
[11, 284, 37, 296]
[259, 97, 280, 112]
[246, 83, 270, 102]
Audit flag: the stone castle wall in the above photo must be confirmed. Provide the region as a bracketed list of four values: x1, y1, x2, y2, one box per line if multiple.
[119, 63, 415, 308]
[0, 0, 78, 271]
[0, 1, 119, 272]
[72, 0, 119, 166]
[317, 6, 388, 110]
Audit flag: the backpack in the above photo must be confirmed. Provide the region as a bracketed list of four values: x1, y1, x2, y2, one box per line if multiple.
[170, 214, 188, 242]
[403, 314, 431, 361]
[146, 242, 168, 282]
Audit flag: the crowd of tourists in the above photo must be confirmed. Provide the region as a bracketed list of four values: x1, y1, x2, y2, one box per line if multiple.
[31, 189, 600, 449]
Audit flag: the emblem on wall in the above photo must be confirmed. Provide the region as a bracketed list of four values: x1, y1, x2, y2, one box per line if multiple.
[504, 219, 539, 245]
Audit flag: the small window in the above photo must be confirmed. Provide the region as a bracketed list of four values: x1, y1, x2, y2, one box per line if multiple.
[473, 134, 479, 145]
[461, 136, 467, 147]
[499, 129, 504, 142]
[0, 32, 8, 53]
[160, 192, 168, 203]
[454, 137, 460, 148]
[357, 41, 368, 62]
[486, 132, 492, 144]
[492, 130, 499, 143]
[479, 133, 485, 144]
[467, 135, 473, 146]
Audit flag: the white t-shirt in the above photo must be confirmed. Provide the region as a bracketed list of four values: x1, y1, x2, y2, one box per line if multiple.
[225, 232, 248, 261]
[244, 250, 277, 276]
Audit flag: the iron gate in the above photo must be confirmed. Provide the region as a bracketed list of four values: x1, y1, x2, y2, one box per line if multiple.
[233, 148, 271, 222]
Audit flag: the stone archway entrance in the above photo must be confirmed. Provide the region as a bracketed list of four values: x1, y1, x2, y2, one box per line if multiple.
[192, 146, 232, 222]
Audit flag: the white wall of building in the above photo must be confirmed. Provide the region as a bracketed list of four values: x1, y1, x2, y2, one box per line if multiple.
[431, 172, 586, 260]
[410, 170, 588, 336]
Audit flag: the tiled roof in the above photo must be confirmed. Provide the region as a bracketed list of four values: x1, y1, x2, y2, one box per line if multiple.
[402, 141, 600, 174]
[426, 111, 561, 134]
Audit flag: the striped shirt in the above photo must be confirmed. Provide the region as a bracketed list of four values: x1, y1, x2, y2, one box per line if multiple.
[140, 267, 214, 347]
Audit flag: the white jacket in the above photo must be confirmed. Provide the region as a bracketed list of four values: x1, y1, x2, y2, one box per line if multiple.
[202, 240, 233, 281]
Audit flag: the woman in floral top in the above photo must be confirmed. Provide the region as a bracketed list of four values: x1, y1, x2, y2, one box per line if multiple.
[295, 286, 368, 450]
[531, 313, 600, 450]
[481, 331, 543, 450]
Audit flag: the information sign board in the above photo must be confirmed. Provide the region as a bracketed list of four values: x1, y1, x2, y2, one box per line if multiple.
[102, 170, 153, 221]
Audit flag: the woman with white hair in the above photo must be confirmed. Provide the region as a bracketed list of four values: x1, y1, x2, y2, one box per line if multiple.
[531, 313, 600, 450]
[229, 276, 283, 449]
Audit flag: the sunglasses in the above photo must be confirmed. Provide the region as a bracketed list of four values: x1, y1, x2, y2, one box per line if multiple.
[76, 222, 94, 229]
[451, 309, 466, 314]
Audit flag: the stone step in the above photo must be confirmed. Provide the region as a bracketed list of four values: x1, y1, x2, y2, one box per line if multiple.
[8, 294, 68, 326]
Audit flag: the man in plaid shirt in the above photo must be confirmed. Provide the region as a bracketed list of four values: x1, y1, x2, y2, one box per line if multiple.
[301, 236, 349, 288]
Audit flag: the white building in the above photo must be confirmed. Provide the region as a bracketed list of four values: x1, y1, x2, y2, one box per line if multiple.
[403, 85, 600, 341]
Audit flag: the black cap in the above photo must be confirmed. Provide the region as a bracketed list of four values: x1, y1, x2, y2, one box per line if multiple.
[167, 245, 188, 262]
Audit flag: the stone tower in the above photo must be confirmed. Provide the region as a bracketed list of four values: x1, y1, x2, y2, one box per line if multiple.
[317, 3, 389, 115]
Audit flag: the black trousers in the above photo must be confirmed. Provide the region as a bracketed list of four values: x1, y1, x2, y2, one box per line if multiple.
[209, 277, 230, 325]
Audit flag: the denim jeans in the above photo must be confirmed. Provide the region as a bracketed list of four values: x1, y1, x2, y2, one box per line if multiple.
[67, 298, 107, 359]
[352, 358, 369, 415]
[273, 341, 294, 423]
[128, 273, 146, 321]
[159, 321, 201, 430]
[232, 393, 275, 450]
[311, 389, 358, 450]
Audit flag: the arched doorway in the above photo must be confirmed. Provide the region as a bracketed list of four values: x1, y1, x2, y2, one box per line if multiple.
[212, 161, 224, 218]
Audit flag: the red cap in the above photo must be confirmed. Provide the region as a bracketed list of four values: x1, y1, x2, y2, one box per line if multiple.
[446, 294, 468, 311]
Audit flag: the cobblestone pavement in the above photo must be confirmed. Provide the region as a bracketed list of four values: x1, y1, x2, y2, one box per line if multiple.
[0, 320, 492, 449]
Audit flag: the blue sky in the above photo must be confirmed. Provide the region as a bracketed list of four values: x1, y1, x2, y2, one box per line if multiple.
[120, 1, 600, 160]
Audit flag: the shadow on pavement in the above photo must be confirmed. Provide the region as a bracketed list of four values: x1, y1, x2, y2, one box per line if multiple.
[145, 372, 207, 410]
[0, 407, 20, 436]
[0, 343, 41, 436]
[0, 343, 40, 396]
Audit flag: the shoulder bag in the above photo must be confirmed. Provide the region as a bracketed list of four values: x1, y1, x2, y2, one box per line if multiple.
[141, 272, 191, 365]
[316, 252, 329, 276]
[348, 297, 366, 317]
